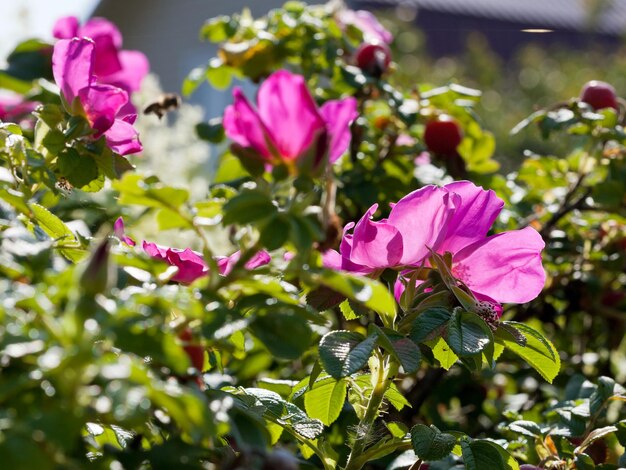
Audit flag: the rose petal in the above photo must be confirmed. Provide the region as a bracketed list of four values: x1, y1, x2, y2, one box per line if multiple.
[256, 70, 325, 160]
[52, 38, 95, 107]
[91, 33, 123, 77]
[338, 9, 393, 44]
[350, 204, 403, 268]
[114, 217, 136, 246]
[217, 250, 271, 276]
[104, 117, 142, 155]
[78, 84, 128, 136]
[319, 97, 358, 163]
[388, 185, 457, 266]
[223, 88, 273, 160]
[103, 50, 149, 93]
[166, 248, 209, 284]
[79, 17, 123, 49]
[439, 181, 504, 254]
[52, 16, 79, 39]
[453, 227, 546, 303]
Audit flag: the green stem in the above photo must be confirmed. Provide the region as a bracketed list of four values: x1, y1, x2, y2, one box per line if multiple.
[352, 438, 412, 468]
[282, 427, 336, 470]
[344, 353, 393, 470]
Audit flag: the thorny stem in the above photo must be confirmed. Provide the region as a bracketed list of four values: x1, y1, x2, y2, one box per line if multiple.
[344, 352, 393, 470]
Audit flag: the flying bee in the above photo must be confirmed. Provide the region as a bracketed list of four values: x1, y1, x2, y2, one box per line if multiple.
[143, 93, 181, 119]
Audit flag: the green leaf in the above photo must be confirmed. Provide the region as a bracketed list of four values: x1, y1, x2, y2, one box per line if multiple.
[222, 189, 276, 226]
[195, 118, 225, 143]
[304, 377, 347, 426]
[250, 312, 313, 360]
[0, 188, 29, 215]
[307, 269, 396, 327]
[410, 424, 456, 461]
[318, 331, 377, 379]
[242, 388, 323, 439]
[496, 322, 560, 383]
[429, 337, 459, 370]
[372, 325, 421, 374]
[156, 208, 192, 231]
[200, 15, 237, 42]
[113, 174, 189, 210]
[29, 203, 74, 240]
[213, 152, 249, 184]
[386, 422, 409, 438]
[461, 439, 519, 470]
[589, 376, 625, 415]
[446, 310, 492, 357]
[259, 214, 290, 250]
[58, 148, 99, 188]
[206, 59, 236, 90]
[410, 307, 452, 344]
[506, 420, 542, 438]
[574, 425, 617, 454]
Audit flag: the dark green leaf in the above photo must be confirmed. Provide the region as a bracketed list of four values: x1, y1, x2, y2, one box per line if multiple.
[318, 330, 377, 379]
[410, 424, 456, 461]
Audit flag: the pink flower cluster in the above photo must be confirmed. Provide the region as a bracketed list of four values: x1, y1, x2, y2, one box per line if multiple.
[115, 218, 270, 283]
[51, 17, 148, 156]
[324, 181, 546, 307]
[223, 70, 358, 175]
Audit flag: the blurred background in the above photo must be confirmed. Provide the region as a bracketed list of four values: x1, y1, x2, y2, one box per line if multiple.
[3, 0, 626, 174]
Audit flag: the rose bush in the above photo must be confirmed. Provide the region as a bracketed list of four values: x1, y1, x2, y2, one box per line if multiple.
[0, 3, 624, 470]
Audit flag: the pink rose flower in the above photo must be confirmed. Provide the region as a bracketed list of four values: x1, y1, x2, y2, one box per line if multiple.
[52, 38, 142, 155]
[216, 250, 272, 276]
[115, 218, 270, 284]
[0, 93, 37, 127]
[323, 185, 457, 274]
[223, 69, 358, 174]
[142, 241, 209, 284]
[337, 9, 393, 45]
[53, 16, 149, 114]
[324, 181, 546, 305]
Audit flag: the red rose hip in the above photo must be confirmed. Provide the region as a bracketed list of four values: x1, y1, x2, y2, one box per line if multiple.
[423, 115, 463, 156]
[580, 80, 618, 110]
[179, 328, 205, 371]
[355, 42, 391, 77]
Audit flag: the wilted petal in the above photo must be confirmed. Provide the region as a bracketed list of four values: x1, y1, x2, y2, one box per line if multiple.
[319, 97, 358, 163]
[52, 16, 79, 39]
[256, 70, 325, 160]
[439, 181, 504, 254]
[388, 185, 457, 266]
[78, 83, 127, 135]
[223, 88, 273, 160]
[52, 38, 95, 106]
[104, 115, 142, 155]
[114, 217, 136, 246]
[453, 227, 546, 303]
[350, 204, 403, 268]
